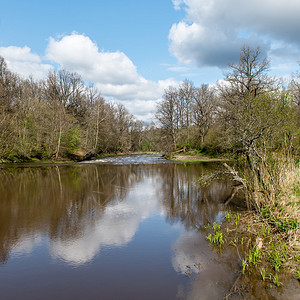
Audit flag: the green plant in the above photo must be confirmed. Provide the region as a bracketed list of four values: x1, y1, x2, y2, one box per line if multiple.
[260, 268, 267, 281]
[277, 218, 298, 232]
[212, 231, 224, 245]
[62, 129, 80, 154]
[206, 233, 212, 243]
[247, 246, 262, 267]
[261, 207, 271, 218]
[224, 212, 232, 221]
[268, 243, 287, 272]
[293, 184, 300, 197]
[234, 213, 240, 226]
[242, 259, 248, 275]
[212, 222, 220, 232]
[295, 269, 300, 281]
[272, 273, 282, 287]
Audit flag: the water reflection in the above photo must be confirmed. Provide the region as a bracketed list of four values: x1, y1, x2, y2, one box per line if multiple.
[0, 160, 243, 299]
[0, 163, 236, 266]
[50, 178, 160, 265]
[172, 230, 240, 300]
[0, 165, 143, 264]
[155, 163, 235, 229]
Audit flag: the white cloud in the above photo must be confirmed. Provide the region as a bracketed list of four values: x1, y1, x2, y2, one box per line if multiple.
[172, 0, 184, 10]
[0, 46, 41, 63]
[169, 0, 300, 68]
[45, 33, 177, 121]
[0, 46, 53, 79]
[46, 33, 140, 85]
[0, 33, 178, 121]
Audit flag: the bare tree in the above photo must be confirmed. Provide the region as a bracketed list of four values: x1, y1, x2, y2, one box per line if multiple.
[226, 45, 273, 97]
[178, 80, 195, 142]
[289, 67, 300, 124]
[193, 84, 217, 144]
[155, 86, 179, 152]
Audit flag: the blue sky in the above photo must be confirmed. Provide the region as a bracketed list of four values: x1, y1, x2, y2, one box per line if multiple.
[0, 0, 299, 121]
[1, 1, 180, 79]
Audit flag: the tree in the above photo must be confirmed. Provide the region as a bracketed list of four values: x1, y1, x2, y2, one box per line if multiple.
[130, 120, 144, 151]
[226, 45, 273, 97]
[193, 84, 217, 144]
[177, 80, 195, 142]
[219, 46, 294, 208]
[219, 45, 276, 146]
[44, 70, 85, 158]
[155, 86, 179, 152]
[289, 68, 300, 123]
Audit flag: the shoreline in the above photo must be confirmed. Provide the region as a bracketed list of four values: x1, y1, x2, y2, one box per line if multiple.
[170, 152, 232, 163]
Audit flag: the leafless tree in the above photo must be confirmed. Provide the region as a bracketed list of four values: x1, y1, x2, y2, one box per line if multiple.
[155, 86, 179, 152]
[193, 84, 217, 144]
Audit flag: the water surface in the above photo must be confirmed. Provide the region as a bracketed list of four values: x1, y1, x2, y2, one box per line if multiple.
[0, 155, 244, 299]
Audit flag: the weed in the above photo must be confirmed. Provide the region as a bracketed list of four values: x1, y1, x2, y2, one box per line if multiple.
[261, 207, 271, 218]
[206, 233, 212, 243]
[234, 234, 237, 245]
[212, 231, 224, 245]
[212, 222, 220, 232]
[224, 212, 232, 221]
[295, 269, 300, 281]
[271, 273, 282, 287]
[247, 246, 262, 267]
[260, 268, 267, 281]
[242, 259, 247, 275]
[206, 224, 224, 247]
[293, 184, 300, 197]
[276, 218, 298, 232]
[268, 243, 287, 272]
[234, 213, 240, 226]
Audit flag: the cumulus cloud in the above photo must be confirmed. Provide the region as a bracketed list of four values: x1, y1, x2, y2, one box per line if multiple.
[0, 33, 177, 121]
[0, 46, 53, 79]
[46, 33, 140, 85]
[45, 33, 177, 121]
[169, 0, 300, 68]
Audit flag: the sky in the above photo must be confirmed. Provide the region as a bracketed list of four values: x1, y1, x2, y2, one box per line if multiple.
[0, 0, 299, 121]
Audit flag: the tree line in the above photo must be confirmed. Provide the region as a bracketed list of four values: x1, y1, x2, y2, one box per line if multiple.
[156, 45, 300, 158]
[0, 57, 158, 161]
[0, 45, 299, 162]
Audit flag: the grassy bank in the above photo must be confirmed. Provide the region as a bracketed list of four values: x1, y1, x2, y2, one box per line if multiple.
[206, 156, 300, 294]
[169, 149, 231, 163]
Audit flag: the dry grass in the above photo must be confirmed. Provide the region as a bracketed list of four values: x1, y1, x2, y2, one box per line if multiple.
[219, 156, 300, 289]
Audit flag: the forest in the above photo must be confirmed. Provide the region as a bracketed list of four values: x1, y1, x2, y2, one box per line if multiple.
[0, 45, 299, 162]
[0, 56, 157, 162]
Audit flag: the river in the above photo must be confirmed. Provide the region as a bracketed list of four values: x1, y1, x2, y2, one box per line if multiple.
[0, 154, 296, 299]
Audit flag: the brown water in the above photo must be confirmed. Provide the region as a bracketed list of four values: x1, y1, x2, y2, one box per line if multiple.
[0, 155, 296, 299]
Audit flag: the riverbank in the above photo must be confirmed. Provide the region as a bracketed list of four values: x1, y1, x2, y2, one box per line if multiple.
[205, 156, 300, 297]
[170, 150, 231, 163]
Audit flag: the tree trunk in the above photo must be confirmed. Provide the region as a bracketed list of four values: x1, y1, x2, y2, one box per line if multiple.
[56, 116, 62, 159]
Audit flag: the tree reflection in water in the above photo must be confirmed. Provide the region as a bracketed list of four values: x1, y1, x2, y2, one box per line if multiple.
[155, 163, 240, 229]
[0, 162, 240, 265]
[0, 165, 143, 264]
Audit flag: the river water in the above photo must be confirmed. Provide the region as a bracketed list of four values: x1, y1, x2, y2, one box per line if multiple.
[0, 154, 294, 299]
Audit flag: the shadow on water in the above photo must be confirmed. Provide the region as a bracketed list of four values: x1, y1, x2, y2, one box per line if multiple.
[0, 155, 296, 299]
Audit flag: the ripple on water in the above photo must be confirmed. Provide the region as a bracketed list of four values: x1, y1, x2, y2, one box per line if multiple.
[81, 154, 173, 165]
